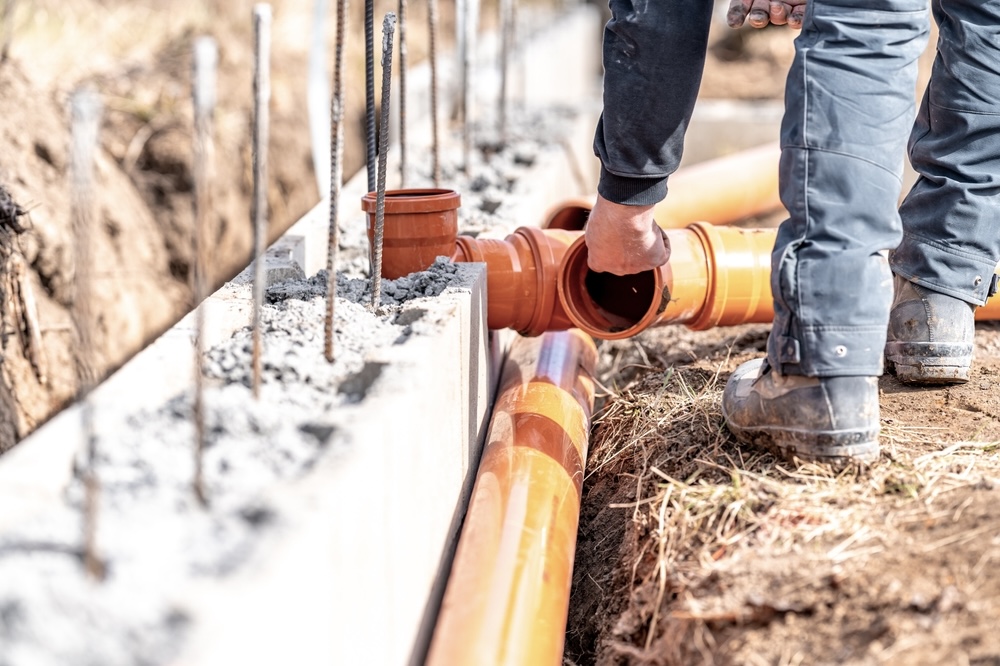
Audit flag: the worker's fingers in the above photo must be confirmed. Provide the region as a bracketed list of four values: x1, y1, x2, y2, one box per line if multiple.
[728, 0, 774, 29]
[788, 2, 807, 28]
[726, 0, 752, 28]
[729, 0, 807, 29]
[747, 0, 771, 28]
[585, 196, 669, 276]
[768, 1, 789, 25]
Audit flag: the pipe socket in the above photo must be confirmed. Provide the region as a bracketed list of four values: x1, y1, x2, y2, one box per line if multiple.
[557, 222, 776, 340]
[361, 188, 461, 279]
[453, 227, 578, 337]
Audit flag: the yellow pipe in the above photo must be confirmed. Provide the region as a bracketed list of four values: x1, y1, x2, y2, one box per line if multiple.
[426, 330, 598, 666]
[977, 288, 1000, 320]
[544, 141, 784, 231]
[551, 223, 1000, 339]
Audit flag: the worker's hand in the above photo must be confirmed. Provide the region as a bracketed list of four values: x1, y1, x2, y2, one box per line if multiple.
[727, 0, 807, 29]
[585, 195, 669, 276]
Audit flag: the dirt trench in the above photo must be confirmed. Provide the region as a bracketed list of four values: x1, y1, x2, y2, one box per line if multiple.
[0, 0, 329, 451]
[566, 324, 1000, 666]
[0, 0, 478, 452]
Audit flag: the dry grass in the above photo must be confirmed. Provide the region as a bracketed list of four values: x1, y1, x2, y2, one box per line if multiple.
[580, 341, 1000, 665]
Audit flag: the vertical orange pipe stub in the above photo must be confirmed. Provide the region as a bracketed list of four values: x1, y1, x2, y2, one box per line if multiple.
[427, 330, 598, 666]
[362, 188, 461, 279]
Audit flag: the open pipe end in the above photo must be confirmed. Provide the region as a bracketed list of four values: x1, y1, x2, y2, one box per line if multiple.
[557, 236, 666, 340]
[361, 188, 461, 279]
[543, 202, 591, 231]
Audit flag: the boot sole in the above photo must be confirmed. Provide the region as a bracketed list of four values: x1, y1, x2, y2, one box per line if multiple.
[724, 421, 880, 467]
[885, 341, 972, 385]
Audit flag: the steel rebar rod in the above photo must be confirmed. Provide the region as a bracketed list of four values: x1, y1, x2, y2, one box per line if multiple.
[192, 37, 217, 507]
[499, 0, 512, 144]
[70, 87, 104, 582]
[427, 0, 441, 186]
[365, 0, 376, 192]
[460, 0, 471, 173]
[398, 0, 408, 187]
[308, 0, 330, 194]
[1, 0, 16, 61]
[326, 0, 348, 361]
[371, 13, 396, 311]
[456, 0, 466, 124]
[251, 4, 271, 398]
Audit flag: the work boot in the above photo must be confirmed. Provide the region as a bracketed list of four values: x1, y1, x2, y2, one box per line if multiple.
[722, 358, 880, 465]
[884, 275, 975, 385]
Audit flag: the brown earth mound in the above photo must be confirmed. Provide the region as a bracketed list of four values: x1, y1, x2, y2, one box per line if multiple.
[0, 0, 321, 451]
[567, 324, 1000, 665]
[0, 0, 466, 452]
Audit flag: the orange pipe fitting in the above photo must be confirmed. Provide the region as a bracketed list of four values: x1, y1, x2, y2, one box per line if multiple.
[361, 188, 461, 279]
[426, 329, 598, 666]
[543, 141, 783, 231]
[557, 222, 776, 340]
[452, 227, 578, 336]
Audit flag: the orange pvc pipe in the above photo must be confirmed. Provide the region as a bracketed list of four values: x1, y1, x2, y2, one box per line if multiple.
[557, 222, 776, 340]
[426, 329, 598, 666]
[543, 142, 783, 231]
[977, 276, 1000, 320]
[452, 227, 577, 336]
[361, 189, 461, 279]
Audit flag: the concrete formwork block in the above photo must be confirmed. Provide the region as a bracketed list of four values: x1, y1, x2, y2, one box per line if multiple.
[0, 283, 255, 535]
[172, 264, 493, 666]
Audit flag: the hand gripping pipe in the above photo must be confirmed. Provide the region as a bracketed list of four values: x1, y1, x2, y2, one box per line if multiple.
[426, 329, 598, 666]
[450, 223, 777, 340]
[545, 141, 783, 231]
[556, 222, 777, 339]
[551, 225, 1000, 338]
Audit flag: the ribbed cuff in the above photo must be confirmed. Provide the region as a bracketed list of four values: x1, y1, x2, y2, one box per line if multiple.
[597, 166, 668, 206]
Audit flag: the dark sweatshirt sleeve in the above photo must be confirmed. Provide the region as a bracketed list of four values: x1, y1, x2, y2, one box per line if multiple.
[595, 0, 715, 206]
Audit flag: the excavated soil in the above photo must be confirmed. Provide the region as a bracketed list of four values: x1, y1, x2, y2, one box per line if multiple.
[0, 0, 328, 451]
[566, 325, 1000, 665]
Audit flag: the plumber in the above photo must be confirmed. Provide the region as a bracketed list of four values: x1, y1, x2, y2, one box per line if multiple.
[584, 0, 1000, 465]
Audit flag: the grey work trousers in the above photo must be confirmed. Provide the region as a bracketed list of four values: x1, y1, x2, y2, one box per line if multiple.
[771, 0, 1000, 377]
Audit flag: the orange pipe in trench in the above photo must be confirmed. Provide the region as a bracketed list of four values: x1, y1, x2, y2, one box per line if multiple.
[426, 329, 598, 666]
[545, 141, 783, 231]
